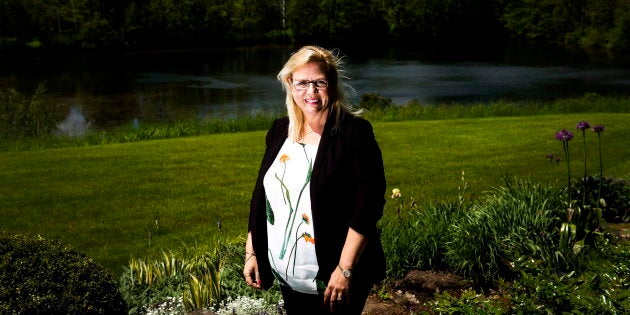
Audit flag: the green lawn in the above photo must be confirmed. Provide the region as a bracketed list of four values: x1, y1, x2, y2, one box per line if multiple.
[1, 113, 629, 275]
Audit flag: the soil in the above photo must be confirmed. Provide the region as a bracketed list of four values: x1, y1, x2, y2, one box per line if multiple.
[362, 270, 472, 315]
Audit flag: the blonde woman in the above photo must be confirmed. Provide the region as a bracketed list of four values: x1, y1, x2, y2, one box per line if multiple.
[243, 46, 386, 314]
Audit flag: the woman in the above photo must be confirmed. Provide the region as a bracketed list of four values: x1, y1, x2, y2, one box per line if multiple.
[243, 45, 386, 314]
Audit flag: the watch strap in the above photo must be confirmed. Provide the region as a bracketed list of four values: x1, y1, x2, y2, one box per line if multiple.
[337, 265, 352, 278]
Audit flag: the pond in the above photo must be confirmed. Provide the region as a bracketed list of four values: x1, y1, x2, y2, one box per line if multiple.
[1, 43, 629, 134]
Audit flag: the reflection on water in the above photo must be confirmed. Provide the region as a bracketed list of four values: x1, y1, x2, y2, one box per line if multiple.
[350, 62, 630, 105]
[1, 45, 629, 133]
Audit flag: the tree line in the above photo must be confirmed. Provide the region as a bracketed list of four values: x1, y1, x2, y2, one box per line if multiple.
[0, 0, 628, 52]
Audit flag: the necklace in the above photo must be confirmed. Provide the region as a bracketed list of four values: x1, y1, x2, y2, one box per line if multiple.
[298, 130, 315, 142]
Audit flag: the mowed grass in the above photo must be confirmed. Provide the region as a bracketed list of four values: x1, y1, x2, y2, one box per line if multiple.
[1, 113, 629, 276]
[0, 133, 265, 274]
[380, 113, 630, 202]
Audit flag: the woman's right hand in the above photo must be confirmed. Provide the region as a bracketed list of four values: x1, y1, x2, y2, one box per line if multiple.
[243, 252, 262, 290]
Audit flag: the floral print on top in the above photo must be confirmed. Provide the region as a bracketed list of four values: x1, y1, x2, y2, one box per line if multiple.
[263, 139, 320, 294]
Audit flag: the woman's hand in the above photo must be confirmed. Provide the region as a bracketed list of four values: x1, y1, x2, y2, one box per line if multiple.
[324, 267, 351, 311]
[244, 233, 262, 289]
[323, 228, 365, 311]
[243, 252, 262, 290]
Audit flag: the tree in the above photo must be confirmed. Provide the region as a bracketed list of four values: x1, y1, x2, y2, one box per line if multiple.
[228, 0, 282, 42]
[501, 0, 573, 41]
[285, 0, 384, 45]
[144, 0, 208, 44]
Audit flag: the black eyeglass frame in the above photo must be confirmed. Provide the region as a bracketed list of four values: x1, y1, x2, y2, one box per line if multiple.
[291, 79, 329, 90]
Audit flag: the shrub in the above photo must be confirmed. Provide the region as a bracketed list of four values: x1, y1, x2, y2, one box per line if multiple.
[358, 93, 394, 111]
[0, 232, 127, 314]
[0, 84, 63, 138]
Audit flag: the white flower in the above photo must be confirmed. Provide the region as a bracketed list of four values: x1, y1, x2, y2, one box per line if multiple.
[214, 296, 284, 315]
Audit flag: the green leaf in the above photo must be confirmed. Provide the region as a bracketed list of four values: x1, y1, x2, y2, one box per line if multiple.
[573, 239, 584, 255]
[266, 197, 274, 225]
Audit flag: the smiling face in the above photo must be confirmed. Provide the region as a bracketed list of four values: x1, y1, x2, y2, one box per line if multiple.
[290, 62, 331, 117]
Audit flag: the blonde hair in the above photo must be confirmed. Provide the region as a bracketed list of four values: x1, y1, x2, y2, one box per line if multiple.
[277, 45, 362, 141]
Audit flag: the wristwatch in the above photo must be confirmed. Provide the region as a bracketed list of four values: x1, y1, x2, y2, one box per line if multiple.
[338, 265, 352, 278]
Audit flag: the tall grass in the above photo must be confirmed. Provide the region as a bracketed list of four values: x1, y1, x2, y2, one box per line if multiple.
[380, 200, 468, 278]
[382, 177, 576, 285]
[0, 115, 279, 152]
[445, 178, 571, 285]
[361, 92, 630, 122]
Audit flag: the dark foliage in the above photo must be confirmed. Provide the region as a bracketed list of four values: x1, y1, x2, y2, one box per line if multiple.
[572, 176, 630, 223]
[0, 0, 628, 53]
[0, 232, 127, 314]
[0, 84, 63, 138]
[359, 93, 395, 111]
[504, 237, 629, 314]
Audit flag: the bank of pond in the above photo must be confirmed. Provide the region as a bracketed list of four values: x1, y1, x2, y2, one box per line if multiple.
[1, 92, 629, 152]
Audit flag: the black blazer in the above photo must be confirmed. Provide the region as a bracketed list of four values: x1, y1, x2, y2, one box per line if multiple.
[248, 111, 386, 290]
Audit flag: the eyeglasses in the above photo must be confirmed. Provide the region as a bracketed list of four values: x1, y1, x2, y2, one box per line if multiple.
[291, 79, 328, 91]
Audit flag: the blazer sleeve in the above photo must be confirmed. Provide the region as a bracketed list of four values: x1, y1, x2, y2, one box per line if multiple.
[347, 118, 386, 236]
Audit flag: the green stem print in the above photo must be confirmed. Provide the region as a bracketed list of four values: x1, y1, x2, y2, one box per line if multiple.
[274, 145, 313, 260]
[286, 221, 304, 276]
[285, 216, 314, 276]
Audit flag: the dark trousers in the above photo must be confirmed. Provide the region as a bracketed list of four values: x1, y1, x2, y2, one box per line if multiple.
[279, 282, 372, 315]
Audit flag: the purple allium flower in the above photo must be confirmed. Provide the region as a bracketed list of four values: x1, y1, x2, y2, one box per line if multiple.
[576, 121, 591, 130]
[555, 157, 562, 164]
[593, 125, 605, 133]
[545, 153, 555, 160]
[555, 130, 574, 141]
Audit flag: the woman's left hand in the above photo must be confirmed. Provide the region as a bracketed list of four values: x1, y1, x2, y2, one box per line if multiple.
[324, 267, 351, 311]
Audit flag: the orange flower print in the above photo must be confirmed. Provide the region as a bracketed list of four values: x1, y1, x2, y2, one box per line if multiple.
[302, 232, 315, 244]
[301, 213, 310, 224]
[279, 154, 290, 163]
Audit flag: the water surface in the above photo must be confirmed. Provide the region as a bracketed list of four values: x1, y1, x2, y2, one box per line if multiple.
[1, 44, 629, 133]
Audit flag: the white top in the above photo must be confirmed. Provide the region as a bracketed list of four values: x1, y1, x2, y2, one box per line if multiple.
[264, 139, 320, 294]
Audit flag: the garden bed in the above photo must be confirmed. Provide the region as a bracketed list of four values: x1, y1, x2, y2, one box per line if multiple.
[364, 224, 630, 314]
[364, 270, 470, 314]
